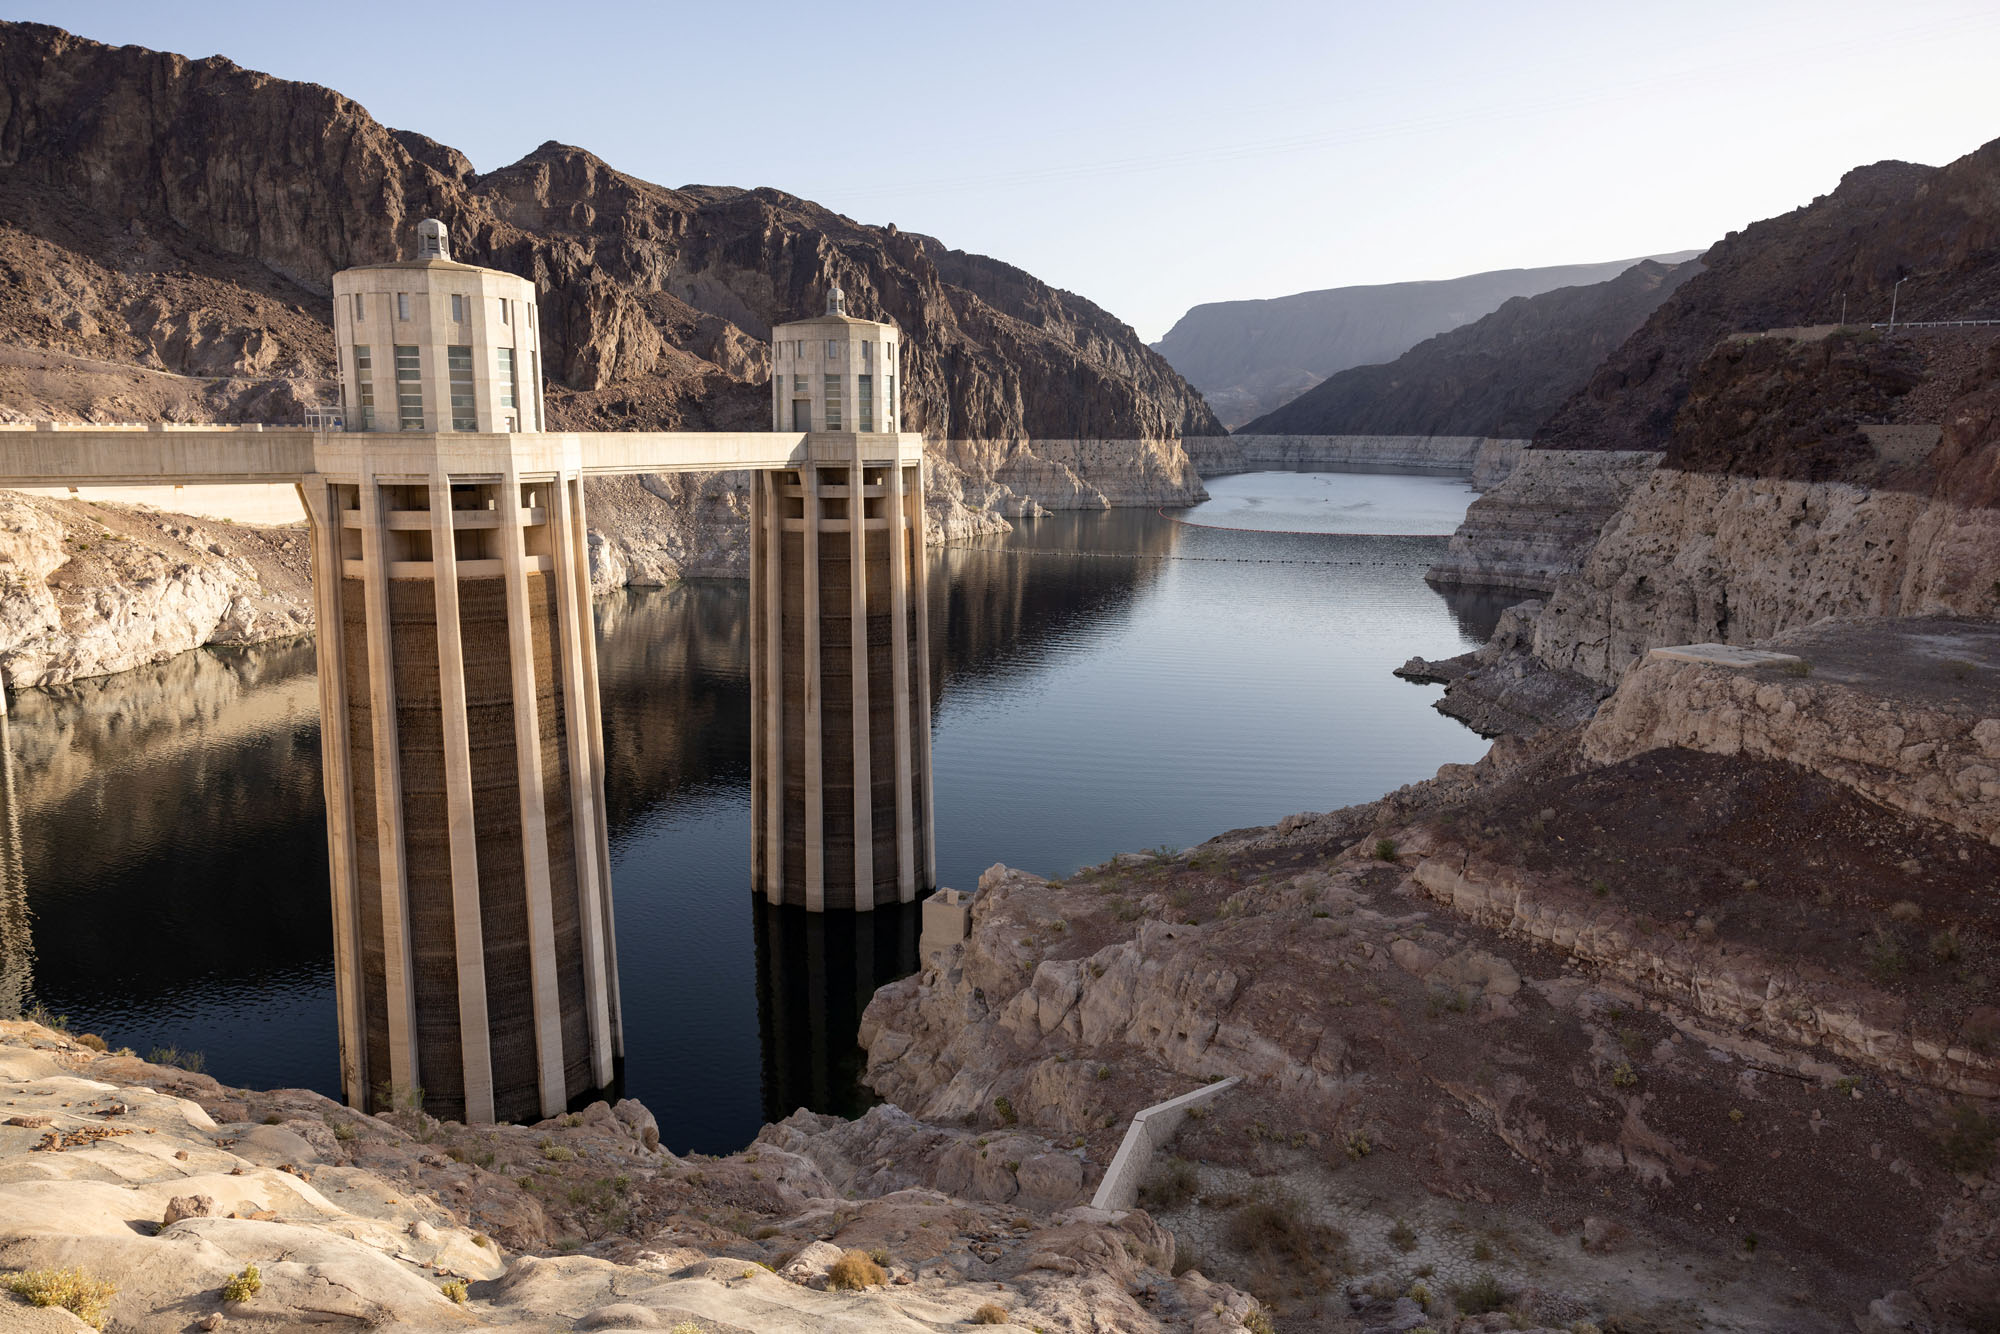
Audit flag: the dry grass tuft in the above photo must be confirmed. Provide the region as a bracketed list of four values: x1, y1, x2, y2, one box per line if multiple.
[826, 1249, 887, 1291]
[970, 1301, 1010, 1324]
[7, 1267, 117, 1328]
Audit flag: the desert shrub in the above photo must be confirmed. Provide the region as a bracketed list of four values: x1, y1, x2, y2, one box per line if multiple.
[993, 1095, 1018, 1126]
[670, 1324, 706, 1334]
[1245, 1309, 1277, 1334]
[6, 1268, 117, 1328]
[1781, 658, 1813, 677]
[970, 1302, 1010, 1324]
[826, 1249, 886, 1290]
[1930, 928, 1962, 964]
[1407, 1279, 1434, 1308]
[147, 1045, 205, 1072]
[1373, 838, 1399, 863]
[1864, 927, 1908, 980]
[1139, 1156, 1199, 1211]
[1937, 1102, 1998, 1174]
[540, 1139, 575, 1163]
[1888, 899, 1923, 922]
[75, 1033, 108, 1052]
[1226, 1189, 1348, 1276]
[1388, 1218, 1419, 1252]
[440, 1277, 469, 1303]
[1610, 1062, 1638, 1089]
[1451, 1271, 1509, 1314]
[867, 1247, 890, 1267]
[221, 1264, 262, 1303]
[1344, 1130, 1372, 1161]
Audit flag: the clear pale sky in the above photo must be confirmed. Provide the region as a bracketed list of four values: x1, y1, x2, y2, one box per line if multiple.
[13, 0, 1998, 340]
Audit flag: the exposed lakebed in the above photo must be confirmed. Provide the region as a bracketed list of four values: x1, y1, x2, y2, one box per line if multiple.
[3, 471, 1497, 1151]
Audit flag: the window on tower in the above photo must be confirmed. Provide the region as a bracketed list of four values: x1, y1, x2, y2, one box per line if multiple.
[448, 346, 476, 430]
[353, 345, 374, 428]
[396, 292, 410, 321]
[394, 345, 422, 429]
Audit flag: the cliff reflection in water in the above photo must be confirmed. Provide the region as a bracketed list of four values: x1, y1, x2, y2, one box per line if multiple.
[2, 641, 332, 1087]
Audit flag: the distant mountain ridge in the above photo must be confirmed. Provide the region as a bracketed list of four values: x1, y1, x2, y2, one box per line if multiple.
[1154, 253, 1700, 427]
[1241, 257, 1701, 437]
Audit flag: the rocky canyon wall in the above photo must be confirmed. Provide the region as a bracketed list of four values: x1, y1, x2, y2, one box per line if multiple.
[1424, 448, 1662, 594]
[1532, 466, 2000, 685]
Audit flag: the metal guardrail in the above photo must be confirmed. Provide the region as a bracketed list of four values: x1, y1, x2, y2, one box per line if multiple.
[1870, 319, 2000, 330]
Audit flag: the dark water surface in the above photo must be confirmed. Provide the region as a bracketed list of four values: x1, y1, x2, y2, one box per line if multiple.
[2, 474, 1500, 1152]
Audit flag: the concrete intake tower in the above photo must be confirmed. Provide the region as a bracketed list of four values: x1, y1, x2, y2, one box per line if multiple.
[0, 220, 938, 1122]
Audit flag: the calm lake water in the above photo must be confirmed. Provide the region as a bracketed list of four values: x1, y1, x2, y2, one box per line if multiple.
[1, 471, 1502, 1152]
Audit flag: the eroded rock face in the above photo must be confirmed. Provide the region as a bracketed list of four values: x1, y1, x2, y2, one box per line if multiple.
[856, 831, 2000, 1331]
[1580, 620, 2000, 845]
[0, 492, 312, 689]
[1531, 468, 2000, 685]
[1424, 448, 1662, 593]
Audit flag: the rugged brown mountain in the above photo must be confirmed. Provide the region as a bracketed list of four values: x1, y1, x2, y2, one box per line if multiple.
[0, 21, 1221, 442]
[1238, 257, 1700, 437]
[1536, 144, 2000, 455]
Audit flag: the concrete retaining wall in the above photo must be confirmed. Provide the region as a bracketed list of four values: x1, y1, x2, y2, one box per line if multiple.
[1187, 434, 1526, 482]
[1089, 1076, 1239, 1212]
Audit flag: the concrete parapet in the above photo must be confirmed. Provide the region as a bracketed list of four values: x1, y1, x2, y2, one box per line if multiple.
[1089, 1076, 1240, 1212]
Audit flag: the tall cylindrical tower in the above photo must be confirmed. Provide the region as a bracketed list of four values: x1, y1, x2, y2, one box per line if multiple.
[306, 221, 618, 1124]
[751, 286, 935, 910]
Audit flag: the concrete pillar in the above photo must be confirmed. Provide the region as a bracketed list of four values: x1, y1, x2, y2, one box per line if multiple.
[801, 464, 824, 910]
[298, 478, 367, 1108]
[751, 440, 933, 910]
[848, 443, 874, 910]
[307, 434, 619, 1124]
[357, 466, 419, 1100]
[426, 471, 495, 1125]
[496, 455, 568, 1119]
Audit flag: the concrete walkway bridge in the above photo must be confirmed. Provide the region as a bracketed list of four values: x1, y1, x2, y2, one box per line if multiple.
[0, 224, 937, 1126]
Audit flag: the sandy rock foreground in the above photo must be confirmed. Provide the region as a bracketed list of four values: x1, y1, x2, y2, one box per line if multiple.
[0, 1021, 1275, 1332]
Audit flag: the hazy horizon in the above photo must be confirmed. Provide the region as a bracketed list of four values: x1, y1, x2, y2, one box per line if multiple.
[9, 0, 1995, 341]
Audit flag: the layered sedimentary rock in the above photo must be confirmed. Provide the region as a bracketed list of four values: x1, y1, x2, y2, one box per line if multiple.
[1424, 448, 1661, 592]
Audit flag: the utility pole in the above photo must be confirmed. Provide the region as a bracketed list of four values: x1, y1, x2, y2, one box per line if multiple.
[1888, 276, 1908, 332]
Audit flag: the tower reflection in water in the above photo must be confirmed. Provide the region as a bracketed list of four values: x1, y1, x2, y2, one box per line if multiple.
[752, 898, 919, 1123]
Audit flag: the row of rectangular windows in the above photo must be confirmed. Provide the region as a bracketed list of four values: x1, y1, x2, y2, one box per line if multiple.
[774, 338, 895, 366]
[779, 373, 892, 431]
[351, 344, 528, 431]
[351, 292, 534, 332]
